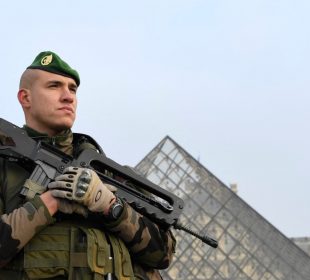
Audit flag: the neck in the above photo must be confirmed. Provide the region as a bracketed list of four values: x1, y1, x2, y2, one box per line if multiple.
[25, 121, 66, 137]
[23, 125, 67, 139]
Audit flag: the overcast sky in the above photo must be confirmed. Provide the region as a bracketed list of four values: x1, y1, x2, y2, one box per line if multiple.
[1, 1, 309, 237]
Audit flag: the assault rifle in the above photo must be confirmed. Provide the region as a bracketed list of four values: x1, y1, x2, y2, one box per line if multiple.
[0, 118, 218, 248]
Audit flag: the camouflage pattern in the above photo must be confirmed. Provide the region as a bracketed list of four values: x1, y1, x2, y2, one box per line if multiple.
[0, 127, 175, 279]
[106, 203, 175, 268]
[0, 159, 55, 268]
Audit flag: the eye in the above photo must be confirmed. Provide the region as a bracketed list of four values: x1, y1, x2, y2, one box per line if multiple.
[48, 83, 58, 88]
[70, 87, 77, 94]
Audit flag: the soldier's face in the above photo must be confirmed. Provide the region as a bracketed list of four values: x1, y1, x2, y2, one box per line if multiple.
[25, 70, 78, 136]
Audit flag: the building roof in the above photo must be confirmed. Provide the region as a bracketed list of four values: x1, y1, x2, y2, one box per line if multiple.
[135, 136, 310, 280]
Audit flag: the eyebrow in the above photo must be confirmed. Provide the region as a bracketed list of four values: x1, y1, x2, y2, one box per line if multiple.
[46, 80, 63, 86]
[46, 80, 77, 89]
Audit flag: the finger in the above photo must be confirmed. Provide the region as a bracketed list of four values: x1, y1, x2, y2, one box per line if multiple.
[54, 173, 75, 182]
[75, 181, 89, 198]
[77, 180, 89, 192]
[50, 189, 73, 200]
[63, 166, 81, 174]
[48, 181, 74, 191]
[57, 199, 74, 214]
[79, 169, 92, 184]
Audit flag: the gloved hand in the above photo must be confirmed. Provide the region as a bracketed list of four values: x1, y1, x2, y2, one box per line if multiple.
[57, 199, 88, 217]
[48, 167, 116, 215]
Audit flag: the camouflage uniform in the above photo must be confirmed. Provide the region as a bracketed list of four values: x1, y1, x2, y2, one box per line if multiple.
[0, 127, 175, 279]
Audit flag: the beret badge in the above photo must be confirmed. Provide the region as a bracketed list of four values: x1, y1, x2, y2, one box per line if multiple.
[41, 54, 53, 66]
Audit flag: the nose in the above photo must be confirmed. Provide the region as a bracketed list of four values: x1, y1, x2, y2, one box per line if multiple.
[61, 87, 75, 103]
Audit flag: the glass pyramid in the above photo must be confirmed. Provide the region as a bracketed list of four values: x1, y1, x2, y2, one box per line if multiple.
[135, 136, 310, 280]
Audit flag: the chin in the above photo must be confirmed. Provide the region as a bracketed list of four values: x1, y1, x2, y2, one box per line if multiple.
[54, 120, 74, 131]
[63, 116, 75, 127]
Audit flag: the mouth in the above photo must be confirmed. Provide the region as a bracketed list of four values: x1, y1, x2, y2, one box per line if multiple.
[59, 106, 74, 114]
[58, 106, 75, 115]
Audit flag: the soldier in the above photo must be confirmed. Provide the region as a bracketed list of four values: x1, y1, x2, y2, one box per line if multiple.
[0, 51, 175, 279]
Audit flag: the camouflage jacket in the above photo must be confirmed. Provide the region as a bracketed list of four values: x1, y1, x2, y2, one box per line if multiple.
[0, 127, 175, 279]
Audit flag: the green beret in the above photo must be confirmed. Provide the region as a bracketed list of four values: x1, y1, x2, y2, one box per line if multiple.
[27, 51, 80, 86]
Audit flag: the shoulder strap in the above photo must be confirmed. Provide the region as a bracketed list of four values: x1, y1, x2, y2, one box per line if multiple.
[73, 133, 105, 157]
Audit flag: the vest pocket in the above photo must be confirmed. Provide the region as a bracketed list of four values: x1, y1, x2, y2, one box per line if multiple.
[9, 223, 135, 280]
[80, 227, 113, 276]
[24, 225, 71, 279]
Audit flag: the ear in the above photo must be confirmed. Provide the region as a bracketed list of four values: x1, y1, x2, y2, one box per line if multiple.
[18, 89, 31, 108]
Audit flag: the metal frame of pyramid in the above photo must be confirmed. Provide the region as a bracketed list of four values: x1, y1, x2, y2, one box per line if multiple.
[135, 136, 310, 280]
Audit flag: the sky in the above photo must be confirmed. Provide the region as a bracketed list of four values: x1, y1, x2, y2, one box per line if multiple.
[1, 1, 309, 238]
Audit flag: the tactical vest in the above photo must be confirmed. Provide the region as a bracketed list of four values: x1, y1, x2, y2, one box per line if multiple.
[0, 133, 135, 280]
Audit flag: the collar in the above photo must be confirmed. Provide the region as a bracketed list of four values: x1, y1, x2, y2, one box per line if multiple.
[23, 125, 74, 155]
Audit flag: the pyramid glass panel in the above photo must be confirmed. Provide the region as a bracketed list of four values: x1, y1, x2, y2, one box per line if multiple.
[135, 136, 310, 280]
